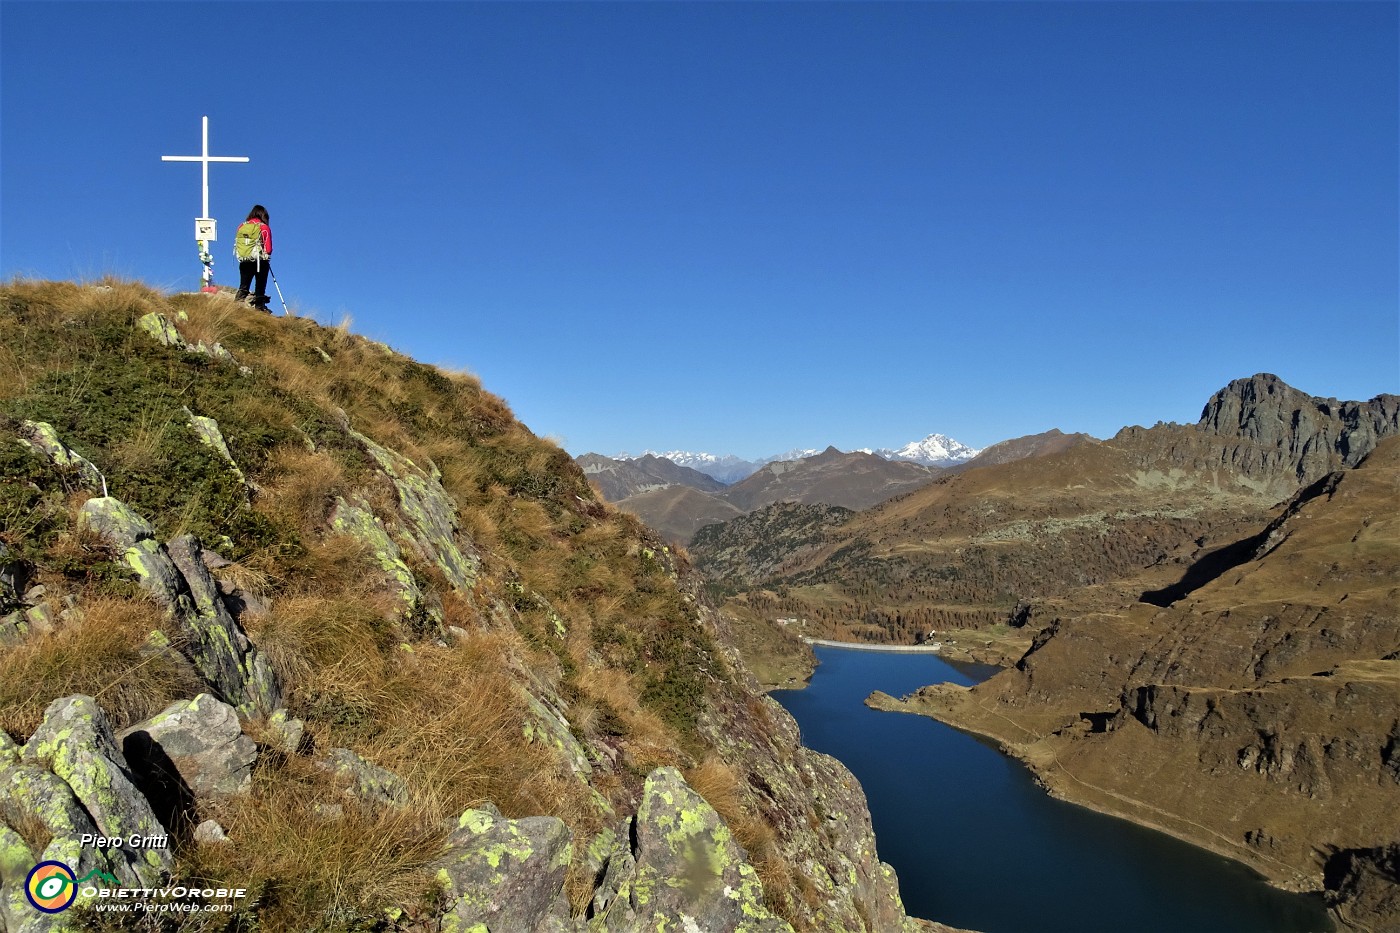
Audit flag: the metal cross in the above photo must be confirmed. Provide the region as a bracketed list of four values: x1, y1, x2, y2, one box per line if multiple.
[161, 115, 249, 220]
[161, 116, 250, 290]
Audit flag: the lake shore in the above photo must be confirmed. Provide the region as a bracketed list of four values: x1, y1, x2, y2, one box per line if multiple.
[863, 685, 1336, 908]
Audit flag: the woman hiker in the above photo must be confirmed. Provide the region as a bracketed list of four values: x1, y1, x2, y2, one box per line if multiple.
[233, 204, 273, 311]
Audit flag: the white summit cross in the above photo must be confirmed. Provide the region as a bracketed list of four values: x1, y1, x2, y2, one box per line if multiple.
[161, 116, 249, 291]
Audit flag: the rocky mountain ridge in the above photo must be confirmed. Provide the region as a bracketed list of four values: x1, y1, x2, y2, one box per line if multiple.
[690, 374, 1398, 641]
[0, 280, 940, 932]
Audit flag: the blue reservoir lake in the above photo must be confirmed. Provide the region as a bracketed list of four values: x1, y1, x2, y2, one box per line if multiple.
[773, 645, 1335, 933]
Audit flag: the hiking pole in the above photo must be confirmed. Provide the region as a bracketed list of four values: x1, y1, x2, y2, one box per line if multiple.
[269, 267, 291, 316]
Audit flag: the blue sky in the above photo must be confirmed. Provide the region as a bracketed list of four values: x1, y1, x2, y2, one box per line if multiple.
[2, 2, 1396, 460]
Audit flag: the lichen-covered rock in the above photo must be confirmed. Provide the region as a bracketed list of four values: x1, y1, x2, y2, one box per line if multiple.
[523, 691, 592, 777]
[136, 311, 185, 348]
[120, 694, 257, 804]
[0, 820, 37, 932]
[20, 695, 171, 888]
[596, 767, 791, 933]
[0, 761, 135, 933]
[167, 535, 281, 716]
[17, 421, 106, 494]
[320, 748, 409, 809]
[435, 804, 575, 933]
[75, 499, 280, 717]
[329, 495, 434, 624]
[265, 708, 305, 754]
[348, 429, 479, 591]
[135, 311, 238, 365]
[183, 408, 250, 494]
[699, 689, 923, 933]
[0, 610, 28, 647]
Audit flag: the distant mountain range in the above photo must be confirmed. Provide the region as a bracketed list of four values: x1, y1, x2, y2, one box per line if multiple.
[579, 432, 1090, 544]
[613, 433, 980, 486]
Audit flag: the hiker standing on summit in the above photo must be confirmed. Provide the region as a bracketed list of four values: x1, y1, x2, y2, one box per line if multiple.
[233, 204, 273, 311]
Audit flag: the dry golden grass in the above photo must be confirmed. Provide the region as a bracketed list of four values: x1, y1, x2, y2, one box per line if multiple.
[245, 592, 391, 730]
[170, 297, 238, 351]
[108, 401, 174, 474]
[191, 754, 446, 930]
[254, 445, 347, 536]
[0, 596, 202, 738]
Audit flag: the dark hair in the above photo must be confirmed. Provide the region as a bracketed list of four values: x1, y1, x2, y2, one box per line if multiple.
[246, 205, 269, 223]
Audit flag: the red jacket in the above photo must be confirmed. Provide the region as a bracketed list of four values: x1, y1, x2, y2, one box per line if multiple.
[251, 219, 272, 257]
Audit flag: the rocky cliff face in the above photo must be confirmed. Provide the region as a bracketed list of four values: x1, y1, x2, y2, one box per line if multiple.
[1198, 373, 1400, 485]
[0, 280, 932, 932]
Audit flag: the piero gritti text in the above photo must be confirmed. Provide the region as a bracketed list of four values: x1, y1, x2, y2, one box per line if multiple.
[80, 833, 170, 850]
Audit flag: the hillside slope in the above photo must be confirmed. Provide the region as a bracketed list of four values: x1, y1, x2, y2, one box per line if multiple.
[0, 280, 942, 932]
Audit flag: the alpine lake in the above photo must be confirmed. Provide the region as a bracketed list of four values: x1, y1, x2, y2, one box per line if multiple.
[773, 644, 1336, 933]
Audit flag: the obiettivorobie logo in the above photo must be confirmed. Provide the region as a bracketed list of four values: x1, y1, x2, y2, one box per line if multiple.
[24, 859, 248, 917]
[24, 862, 119, 913]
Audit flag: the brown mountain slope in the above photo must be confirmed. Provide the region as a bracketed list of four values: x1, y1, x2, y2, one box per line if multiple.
[875, 436, 1400, 925]
[614, 484, 744, 545]
[720, 446, 940, 512]
[576, 451, 726, 501]
[946, 428, 1098, 473]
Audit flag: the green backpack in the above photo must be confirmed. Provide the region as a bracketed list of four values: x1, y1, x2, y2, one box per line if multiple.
[233, 220, 267, 262]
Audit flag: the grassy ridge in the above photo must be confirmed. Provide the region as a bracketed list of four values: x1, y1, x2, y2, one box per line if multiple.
[0, 279, 779, 929]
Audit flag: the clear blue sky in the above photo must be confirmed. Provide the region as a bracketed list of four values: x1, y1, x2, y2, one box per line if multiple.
[3, 2, 1396, 460]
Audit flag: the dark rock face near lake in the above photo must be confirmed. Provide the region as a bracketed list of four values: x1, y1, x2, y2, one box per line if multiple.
[777, 646, 1336, 933]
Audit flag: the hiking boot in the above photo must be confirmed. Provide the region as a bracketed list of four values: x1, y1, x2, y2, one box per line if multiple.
[234, 288, 249, 302]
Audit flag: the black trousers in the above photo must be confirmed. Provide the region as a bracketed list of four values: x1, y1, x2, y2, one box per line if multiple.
[238, 260, 269, 300]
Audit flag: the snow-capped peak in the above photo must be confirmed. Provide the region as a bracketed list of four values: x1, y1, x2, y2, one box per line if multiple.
[870, 433, 980, 466]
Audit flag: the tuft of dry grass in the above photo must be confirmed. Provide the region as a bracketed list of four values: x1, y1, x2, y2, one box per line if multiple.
[108, 401, 174, 474]
[254, 444, 347, 536]
[0, 595, 202, 738]
[191, 754, 447, 930]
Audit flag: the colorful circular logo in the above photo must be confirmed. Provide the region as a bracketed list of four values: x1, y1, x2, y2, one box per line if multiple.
[26, 861, 77, 913]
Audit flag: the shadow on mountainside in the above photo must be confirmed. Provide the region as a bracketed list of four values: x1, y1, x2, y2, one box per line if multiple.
[1138, 527, 1272, 607]
[1139, 470, 1346, 608]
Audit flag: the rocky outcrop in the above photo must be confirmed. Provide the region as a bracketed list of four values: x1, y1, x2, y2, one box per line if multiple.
[436, 803, 576, 932]
[329, 494, 431, 623]
[135, 310, 239, 366]
[6, 696, 173, 894]
[16, 420, 105, 493]
[591, 767, 790, 932]
[78, 497, 280, 716]
[1197, 373, 1399, 487]
[349, 428, 479, 592]
[120, 694, 257, 812]
[319, 748, 410, 810]
[1325, 843, 1400, 932]
[183, 408, 251, 495]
